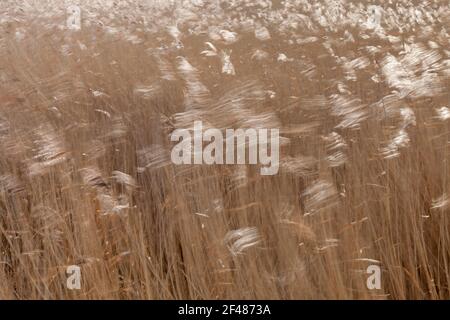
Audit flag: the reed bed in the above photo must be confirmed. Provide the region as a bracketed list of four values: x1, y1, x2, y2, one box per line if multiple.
[0, 0, 449, 299]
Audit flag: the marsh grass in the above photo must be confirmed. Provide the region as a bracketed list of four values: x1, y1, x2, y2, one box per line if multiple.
[0, 0, 449, 299]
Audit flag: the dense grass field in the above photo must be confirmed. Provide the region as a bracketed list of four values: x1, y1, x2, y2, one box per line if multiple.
[0, 0, 449, 299]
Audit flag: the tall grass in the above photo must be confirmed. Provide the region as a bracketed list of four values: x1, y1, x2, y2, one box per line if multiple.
[0, 0, 449, 299]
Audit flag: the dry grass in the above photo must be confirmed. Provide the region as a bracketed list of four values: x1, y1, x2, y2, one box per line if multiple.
[0, 0, 449, 299]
